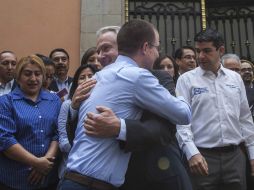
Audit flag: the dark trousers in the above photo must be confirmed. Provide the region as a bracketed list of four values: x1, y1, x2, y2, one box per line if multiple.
[59, 179, 97, 190]
[191, 146, 246, 190]
[0, 182, 57, 190]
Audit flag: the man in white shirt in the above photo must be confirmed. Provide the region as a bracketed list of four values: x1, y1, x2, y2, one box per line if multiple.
[0, 51, 17, 96]
[176, 28, 254, 190]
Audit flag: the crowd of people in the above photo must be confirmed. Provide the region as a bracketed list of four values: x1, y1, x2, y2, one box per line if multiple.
[0, 19, 254, 190]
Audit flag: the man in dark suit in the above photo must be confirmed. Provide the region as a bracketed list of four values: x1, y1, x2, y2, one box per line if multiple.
[49, 48, 73, 99]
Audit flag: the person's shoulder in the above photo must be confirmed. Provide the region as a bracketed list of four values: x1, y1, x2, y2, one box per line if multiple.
[178, 67, 199, 82]
[118, 63, 153, 80]
[151, 69, 170, 78]
[223, 67, 242, 80]
[185, 67, 199, 76]
[0, 93, 13, 109]
[151, 70, 174, 83]
[0, 93, 11, 101]
[41, 89, 60, 101]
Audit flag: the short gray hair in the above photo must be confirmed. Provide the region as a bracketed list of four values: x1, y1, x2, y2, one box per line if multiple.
[96, 26, 121, 38]
[221, 53, 241, 66]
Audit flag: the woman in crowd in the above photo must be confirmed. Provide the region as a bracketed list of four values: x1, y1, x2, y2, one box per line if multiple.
[0, 55, 61, 190]
[81, 47, 102, 70]
[153, 55, 179, 83]
[57, 64, 97, 186]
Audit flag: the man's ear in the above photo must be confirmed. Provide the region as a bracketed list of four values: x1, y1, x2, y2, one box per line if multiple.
[175, 58, 181, 66]
[219, 46, 225, 57]
[141, 42, 149, 55]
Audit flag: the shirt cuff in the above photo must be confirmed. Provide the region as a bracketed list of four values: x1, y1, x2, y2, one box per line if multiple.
[69, 105, 78, 120]
[0, 138, 17, 151]
[116, 119, 126, 141]
[183, 142, 200, 160]
[59, 142, 71, 153]
[247, 145, 254, 160]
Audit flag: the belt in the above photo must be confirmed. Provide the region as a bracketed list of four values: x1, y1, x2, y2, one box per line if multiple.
[198, 144, 240, 153]
[64, 172, 118, 190]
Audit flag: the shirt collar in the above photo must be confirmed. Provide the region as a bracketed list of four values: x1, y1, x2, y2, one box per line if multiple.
[198, 64, 226, 77]
[55, 76, 69, 84]
[12, 86, 54, 101]
[0, 79, 14, 89]
[115, 55, 139, 67]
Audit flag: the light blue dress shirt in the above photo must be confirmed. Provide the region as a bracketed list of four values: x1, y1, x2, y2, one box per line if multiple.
[58, 99, 72, 179]
[66, 55, 191, 187]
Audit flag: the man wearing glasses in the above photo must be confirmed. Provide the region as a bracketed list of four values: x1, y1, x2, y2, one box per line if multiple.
[174, 46, 196, 75]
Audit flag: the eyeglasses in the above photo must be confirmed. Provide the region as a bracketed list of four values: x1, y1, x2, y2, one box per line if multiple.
[241, 68, 253, 72]
[182, 55, 196, 60]
[148, 43, 161, 52]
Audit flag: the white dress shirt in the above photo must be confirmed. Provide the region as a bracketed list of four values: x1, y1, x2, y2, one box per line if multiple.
[0, 79, 14, 96]
[176, 66, 254, 160]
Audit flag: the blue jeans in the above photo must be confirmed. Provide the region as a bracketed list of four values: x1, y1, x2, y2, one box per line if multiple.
[58, 179, 97, 190]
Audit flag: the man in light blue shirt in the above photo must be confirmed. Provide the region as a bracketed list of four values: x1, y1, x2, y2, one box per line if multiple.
[61, 19, 191, 190]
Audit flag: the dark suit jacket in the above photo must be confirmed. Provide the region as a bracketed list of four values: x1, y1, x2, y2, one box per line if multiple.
[120, 70, 192, 190]
[49, 76, 73, 92]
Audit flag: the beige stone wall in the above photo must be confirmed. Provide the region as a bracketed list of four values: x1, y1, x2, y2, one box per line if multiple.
[80, 0, 125, 59]
[0, 0, 125, 75]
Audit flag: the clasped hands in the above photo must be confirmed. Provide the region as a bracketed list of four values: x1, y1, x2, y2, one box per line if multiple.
[28, 156, 55, 185]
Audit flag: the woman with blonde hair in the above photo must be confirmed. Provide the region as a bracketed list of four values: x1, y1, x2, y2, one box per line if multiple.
[0, 55, 61, 189]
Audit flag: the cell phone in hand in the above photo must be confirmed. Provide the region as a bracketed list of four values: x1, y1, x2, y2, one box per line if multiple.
[56, 88, 68, 98]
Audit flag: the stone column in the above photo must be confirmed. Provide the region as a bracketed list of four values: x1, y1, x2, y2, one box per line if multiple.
[80, 0, 125, 59]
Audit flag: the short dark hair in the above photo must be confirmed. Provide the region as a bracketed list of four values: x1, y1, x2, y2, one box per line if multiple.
[117, 19, 156, 56]
[49, 48, 69, 60]
[194, 28, 224, 49]
[81, 47, 97, 65]
[68, 64, 97, 100]
[174, 46, 195, 60]
[36, 54, 55, 68]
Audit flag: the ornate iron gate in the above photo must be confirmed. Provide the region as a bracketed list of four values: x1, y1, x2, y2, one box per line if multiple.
[126, 0, 254, 61]
[206, 0, 254, 61]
